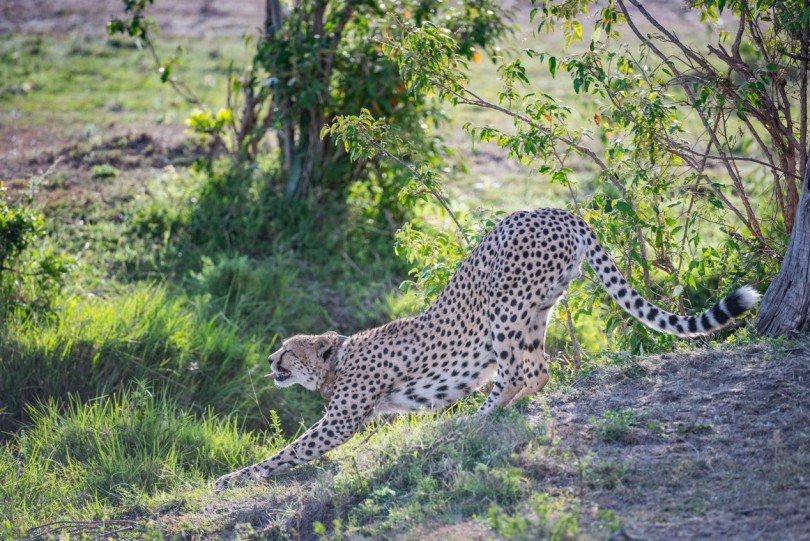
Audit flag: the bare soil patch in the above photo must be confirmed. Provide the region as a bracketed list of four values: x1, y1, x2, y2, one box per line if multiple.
[0, 0, 262, 38]
[2, 126, 205, 222]
[541, 341, 810, 540]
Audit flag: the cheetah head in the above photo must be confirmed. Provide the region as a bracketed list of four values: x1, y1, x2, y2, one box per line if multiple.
[266, 331, 345, 392]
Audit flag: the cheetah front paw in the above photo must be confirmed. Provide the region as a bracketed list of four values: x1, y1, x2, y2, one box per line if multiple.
[214, 471, 243, 493]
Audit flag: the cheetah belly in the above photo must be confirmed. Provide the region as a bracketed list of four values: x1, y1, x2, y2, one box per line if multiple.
[373, 360, 497, 415]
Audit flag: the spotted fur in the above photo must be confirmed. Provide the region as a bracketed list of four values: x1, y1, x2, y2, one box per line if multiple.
[215, 208, 759, 490]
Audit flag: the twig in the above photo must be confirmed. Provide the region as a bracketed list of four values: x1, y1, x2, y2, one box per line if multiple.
[352, 130, 468, 243]
[26, 156, 63, 200]
[618, 0, 769, 248]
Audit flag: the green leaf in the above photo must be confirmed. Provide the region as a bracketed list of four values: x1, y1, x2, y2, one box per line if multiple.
[615, 200, 636, 217]
[708, 197, 724, 209]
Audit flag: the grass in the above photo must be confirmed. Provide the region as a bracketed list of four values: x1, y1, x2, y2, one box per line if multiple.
[325, 407, 538, 535]
[0, 282, 332, 436]
[0, 383, 280, 539]
[0, 33, 247, 128]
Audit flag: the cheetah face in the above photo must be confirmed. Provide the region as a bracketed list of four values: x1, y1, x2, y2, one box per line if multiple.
[266, 332, 340, 391]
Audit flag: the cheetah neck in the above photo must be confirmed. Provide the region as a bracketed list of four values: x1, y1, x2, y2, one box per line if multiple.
[319, 334, 349, 400]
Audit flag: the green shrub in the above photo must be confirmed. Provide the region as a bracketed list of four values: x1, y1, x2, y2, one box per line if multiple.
[91, 163, 120, 179]
[0, 183, 70, 314]
[593, 409, 637, 445]
[127, 163, 409, 332]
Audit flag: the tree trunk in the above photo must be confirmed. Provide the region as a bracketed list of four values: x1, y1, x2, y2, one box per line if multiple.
[756, 150, 810, 335]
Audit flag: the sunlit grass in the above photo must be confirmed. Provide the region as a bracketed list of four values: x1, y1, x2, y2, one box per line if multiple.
[0, 383, 281, 538]
[0, 34, 248, 128]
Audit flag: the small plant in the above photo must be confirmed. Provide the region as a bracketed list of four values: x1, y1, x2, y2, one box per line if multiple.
[585, 459, 627, 490]
[485, 493, 581, 541]
[91, 163, 120, 178]
[597, 508, 621, 534]
[593, 409, 637, 444]
[0, 182, 70, 313]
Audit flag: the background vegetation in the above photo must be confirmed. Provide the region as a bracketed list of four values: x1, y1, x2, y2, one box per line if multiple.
[1, 0, 808, 538]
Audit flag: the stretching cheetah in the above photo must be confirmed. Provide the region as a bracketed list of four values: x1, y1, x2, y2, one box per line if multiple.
[215, 208, 759, 490]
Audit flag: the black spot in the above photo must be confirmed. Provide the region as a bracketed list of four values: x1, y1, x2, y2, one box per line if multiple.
[688, 317, 698, 333]
[646, 308, 659, 321]
[634, 298, 644, 309]
[617, 288, 627, 298]
[668, 314, 678, 325]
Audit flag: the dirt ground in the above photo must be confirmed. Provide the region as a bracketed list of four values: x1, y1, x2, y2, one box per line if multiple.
[543, 341, 810, 540]
[181, 341, 809, 540]
[0, 0, 263, 37]
[0, 0, 263, 204]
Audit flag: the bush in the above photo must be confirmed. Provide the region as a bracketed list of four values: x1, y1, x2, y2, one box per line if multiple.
[0, 183, 69, 314]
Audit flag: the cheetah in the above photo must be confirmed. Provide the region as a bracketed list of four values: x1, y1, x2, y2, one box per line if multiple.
[215, 208, 759, 490]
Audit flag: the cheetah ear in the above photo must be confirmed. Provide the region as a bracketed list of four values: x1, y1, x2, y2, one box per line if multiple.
[317, 331, 348, 361]
[317, 332, 339, 360]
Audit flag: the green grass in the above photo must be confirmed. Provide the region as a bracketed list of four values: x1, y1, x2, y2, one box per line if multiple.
[0, 283, 330, 436]
[0, 383, 280, 538]
[0, 34, 247, 129]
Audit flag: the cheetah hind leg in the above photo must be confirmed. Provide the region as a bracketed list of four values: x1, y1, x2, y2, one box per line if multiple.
[476, 338, 524, 415]
[512, 308, 551, 403]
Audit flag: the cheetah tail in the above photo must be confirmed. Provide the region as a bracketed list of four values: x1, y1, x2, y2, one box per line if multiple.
[585, 239, 760, 337]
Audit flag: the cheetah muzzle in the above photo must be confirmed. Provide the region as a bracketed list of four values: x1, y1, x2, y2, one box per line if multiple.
[214, 208, 760, 492]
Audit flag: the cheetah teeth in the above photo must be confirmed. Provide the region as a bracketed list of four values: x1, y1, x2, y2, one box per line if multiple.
[266, 368, 291, 380]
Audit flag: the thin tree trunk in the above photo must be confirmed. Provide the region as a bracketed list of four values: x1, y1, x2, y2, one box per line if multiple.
[756, 150, 810, 335]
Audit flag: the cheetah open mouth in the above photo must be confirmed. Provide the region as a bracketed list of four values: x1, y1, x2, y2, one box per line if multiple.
[266, 368, 291, 382]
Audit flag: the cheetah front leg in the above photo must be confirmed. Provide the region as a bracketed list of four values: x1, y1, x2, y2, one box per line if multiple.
[214, 399, 371, 492]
